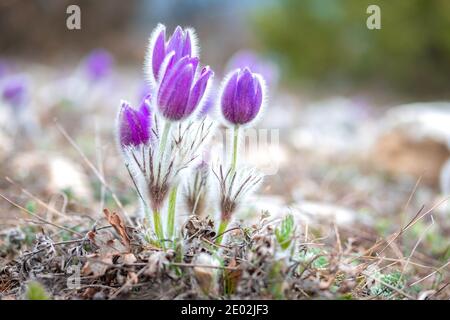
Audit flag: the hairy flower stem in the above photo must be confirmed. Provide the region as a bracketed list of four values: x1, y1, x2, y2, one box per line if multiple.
[230, 125, 239, 175]
[216, 219, 229, 245]
[166, 185, 178, 240]
[217, 126, 239, 244]
[152, 209, 165, 248]
[159, 121, 172, 162]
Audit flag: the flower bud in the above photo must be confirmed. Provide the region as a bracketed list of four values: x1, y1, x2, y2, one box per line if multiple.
[117, 95, 152, 147]
[157, 56, 213, 121]
[220, 67, 265, 126]
[147, 24, 198, 86]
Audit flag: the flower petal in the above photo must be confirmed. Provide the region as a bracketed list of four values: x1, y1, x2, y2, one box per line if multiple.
[158, 56, 191, 107]
[186, 66, 214, 115]
[182, 30, 192, 57]
[246, 77, 262, 122]
[119, 100, 151, 147]
[221, 69, 240, 123]
[166, 26, 184, 61]
[159, 63, 194, 120]
[152, 28, 166, 81]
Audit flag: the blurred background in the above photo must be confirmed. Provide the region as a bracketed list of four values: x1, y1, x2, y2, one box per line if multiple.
[2, 0, 450, 98]
[0, 0, 449, 262]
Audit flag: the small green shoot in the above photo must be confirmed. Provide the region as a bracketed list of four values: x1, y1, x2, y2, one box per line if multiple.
[275, 214, 295, 250]
[297, 247, 329, 270]
[25, 200, 37, 214]
[268, 261, 285, 299]
[25, 281, 50, 300]
[369, 271, 406, 298]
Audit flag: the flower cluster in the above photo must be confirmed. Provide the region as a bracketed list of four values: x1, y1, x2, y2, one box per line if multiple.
[117, 24, 267, 247]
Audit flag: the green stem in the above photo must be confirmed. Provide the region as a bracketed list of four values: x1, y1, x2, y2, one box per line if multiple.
[216, 220, 229, 245]
[166, 185, 178, 240]
[153, 209, 165, 248]
[230, 125, 239, 175]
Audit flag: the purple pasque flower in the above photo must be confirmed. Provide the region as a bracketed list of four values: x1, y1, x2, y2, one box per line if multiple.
[2, 75, 28, 108]
[118, 95, 152, 147]
[157, 55, 213, 121]
[220, 67, 265, 126]
[146, 24, 198, 86]
[84, 49, 114, 81]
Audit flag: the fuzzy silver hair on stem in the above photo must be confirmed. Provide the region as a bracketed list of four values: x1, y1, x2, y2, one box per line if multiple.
[213, 164, 263, 244]
[119, 109, 214, 245]
[213, 65, 267, 245]
[184, 159, 210, 217]
[161, 117, 215, 240]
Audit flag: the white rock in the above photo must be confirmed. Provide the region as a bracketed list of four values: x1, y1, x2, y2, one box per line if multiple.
[48, 156, 92, 200]
[11, 152, 92, 200]
[381, 102, 450, 145]
[372, 102, 450, 185]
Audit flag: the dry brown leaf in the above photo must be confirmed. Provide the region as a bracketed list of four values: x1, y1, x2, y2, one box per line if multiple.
[118, 253, 137, 265]
[103, 208, 130, 249]
[82, 235, 128, 277]
[82, 287, 98, 299]
[224, 258, 241, 294]
[82, 255, 112, 277]
[127, 272, 139, 285]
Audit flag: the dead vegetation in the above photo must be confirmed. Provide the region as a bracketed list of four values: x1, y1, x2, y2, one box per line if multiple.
[0, 178, 448, 300]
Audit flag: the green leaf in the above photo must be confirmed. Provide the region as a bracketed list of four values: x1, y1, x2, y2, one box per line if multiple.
[25, 281, 50, 300]
[25, 201, 37, 214]
[275, 214, 295, 250]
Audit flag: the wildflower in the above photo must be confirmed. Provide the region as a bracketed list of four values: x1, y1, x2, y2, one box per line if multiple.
[157, 56, 213, 122]
[2, 76, 28, 108]
[152, 57, 214, 235]
[218, 67, 266, 175]
[117, 95, 152, 148]
[119, 24, 216, 247]
[118, 107, 214, 244]
[220, 67, 265, 126]
[84, 49, 114, 81]
[146, 24, 199, 87]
